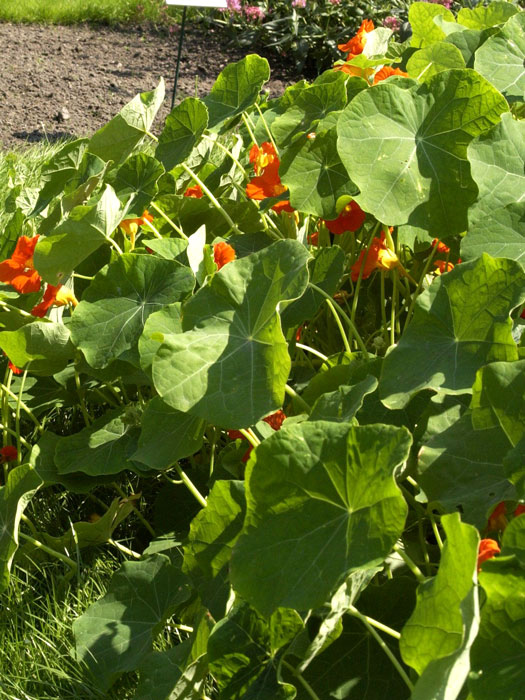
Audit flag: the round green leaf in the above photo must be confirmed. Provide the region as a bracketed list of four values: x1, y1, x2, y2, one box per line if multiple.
[111, 153, 164, 216]
[156, 97, 209, 172]
[409, 1, 456, 48]
[230, 421, 411, 615]
[457, 2, 519, 30]
[70, 253, 194, 368]
[0, 320, 74, 376]
[152, 240, 309, 428]
[406, 41, 466, 81]
[379, 254, 525, 409]
[474, 12, 525, 102]
[337, 69, 508, 234]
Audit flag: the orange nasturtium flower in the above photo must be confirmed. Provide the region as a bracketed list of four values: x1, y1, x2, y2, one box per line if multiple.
[487, 501, 508, 532]
[184, 184, 204, 198]
[373, 66, 409, 84]
[338, 19, 374, 59]
[0, 445, 18, 463]
[350, 232, 399, 282]
[323, 200, 365, 235]
[31, 284, 78, 318]
[0, 235, 41, 294]
[515, 504, 525, 517]
[120, 210, 154, 248]
[431, 238, 450, 255]
[213, 242, 236, 270]
[246, 142, 293, 214]
[477, 538, 500, 571]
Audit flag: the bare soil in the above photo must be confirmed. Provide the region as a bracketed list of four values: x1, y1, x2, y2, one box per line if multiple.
[0, 22, 299, 150]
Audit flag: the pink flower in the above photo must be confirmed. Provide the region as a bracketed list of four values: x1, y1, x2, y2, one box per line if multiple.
[292, 0, 306, 7]
[427, 0, 452, 8]
[226, 0, 242, 11]
[244, 5, 265, 20]
[383, 16, 400, 31]
[329, 0, 341, 5]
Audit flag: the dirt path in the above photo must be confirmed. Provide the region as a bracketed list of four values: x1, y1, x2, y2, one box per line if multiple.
[0, 22, 299, 149]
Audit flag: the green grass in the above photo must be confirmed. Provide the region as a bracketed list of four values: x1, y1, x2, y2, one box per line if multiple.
[0, 139, 72, 256]
[0, 0, 181, 25]
[0, 555, 138, 699]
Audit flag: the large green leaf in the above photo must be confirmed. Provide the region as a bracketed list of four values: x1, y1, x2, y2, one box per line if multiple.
[70, 253, 194, 368]
[0, 320, 74, 376]
[418, 411, 515, 529]
[73, 553, 192, 691]
[230, 421, 410, 615]
[457, 2, 519, 30]
[0, 464, 42, 592]
[471, 360, 525, 444]
[337, 70, 507, 234]
[400, 514, 479, 679]
[280, 128, 354, 218]
[379, 255, 525, 409]
[138, 302, 182, 372]
[110, 153, 164, 216]
[132, 397, 205, 471]
[135, 643, 209, 700]
[33, 184, 123, 285]
[152, 240, 309, 429]
[474, 12, 525, 102]
[55, 407, 141, 477]
[88, 78, 165, 163]
[406, 41, 465, 81]
[463, 114, 525, 262]
[156, 97, 209, 171]
[207, 603, 300, 699]
[469, 521, 525, 699]
[409, 2, 456, 48]
[309, 375, 378, 423]
[202, 55, 270, 130]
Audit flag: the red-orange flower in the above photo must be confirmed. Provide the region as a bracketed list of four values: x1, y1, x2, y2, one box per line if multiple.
[351, 233, 399, 282]
[31, 284, 78, 318]
[515, 504, 525, 518]
[213, 242, 236, 270]
[184, 184, 204, 198]
[373, 66, 408, 84]
[307, 231, 319, 246]
[0, 445, 18, 463]
[338, 19, 374, 59]
[477, 538, 500, 571]
[0, 236, 41, 294]
[431, 238, 450, 255]
[487, 501, 508, 532]
[246, 142, 293, 214]
[323, 201, 365, 235]
[433, 260, 455, 275]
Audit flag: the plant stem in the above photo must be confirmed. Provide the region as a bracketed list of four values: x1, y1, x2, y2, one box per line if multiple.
[239, 428, 260, 448]
[393, 543, 426, 583]
[348, 604, 401, 640]
[18, 531, 78, 578]
[295, 343, 328, 362]
[1, 382, 43, 434]
[149, 201, 189, 241]
[324, 296, 352, 356]
[285, 384, 311, 413]
[112, 483, 156, 537]
[281, 660, 322, 700]
[173, 463, 207, 508]
[15, 369, 29, 461]
[241, 113, 259, 147]
[180, 162, 241, 235]
[254, 103, 279, 154]
[202, 133, 248, 177]
[108, 538, 141, 559]
[351, 610, 414, 693]
[429, 511, 444, 550]
[310, 283, 369, 357]
[74, 366, 91, 427]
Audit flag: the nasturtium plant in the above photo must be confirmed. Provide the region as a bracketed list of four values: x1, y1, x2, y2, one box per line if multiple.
[1, 4, 524, 696]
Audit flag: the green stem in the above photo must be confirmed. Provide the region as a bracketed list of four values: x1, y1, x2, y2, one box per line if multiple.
[74, 365, 91, 427]
[310, 283, 369, 357]
[109, 538, 141, 559]
[0, 423, 31, 449]
[281, 660, 322, 700]
[0, 382, 43, 434]
[180, 163, 241, 235]
[390, 270, 397, 346]
[254, 103, 279, 155]
[15, 369, 29, 462]
[351, 609, 414, 693]
[241, 113, 259, 147]
[149, 201, 189, 241]
[239, 428, 260, 448]
[429, 512, 444, 550]
[0, 299, 33, 318]
[393, 543, 426, 583]
[18, 531, 78, 578]
[348, 604, 401, 640]
[285, 384, 311, 413]
[146, 130, 159, 142]
[108, 237, 124, 256]
[295, 342, 328, 362]
[173, 463, 207, 508]
[325, 297, 352, 356]
[142, 219, 164, 241]
[112, 483, 156, 537]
